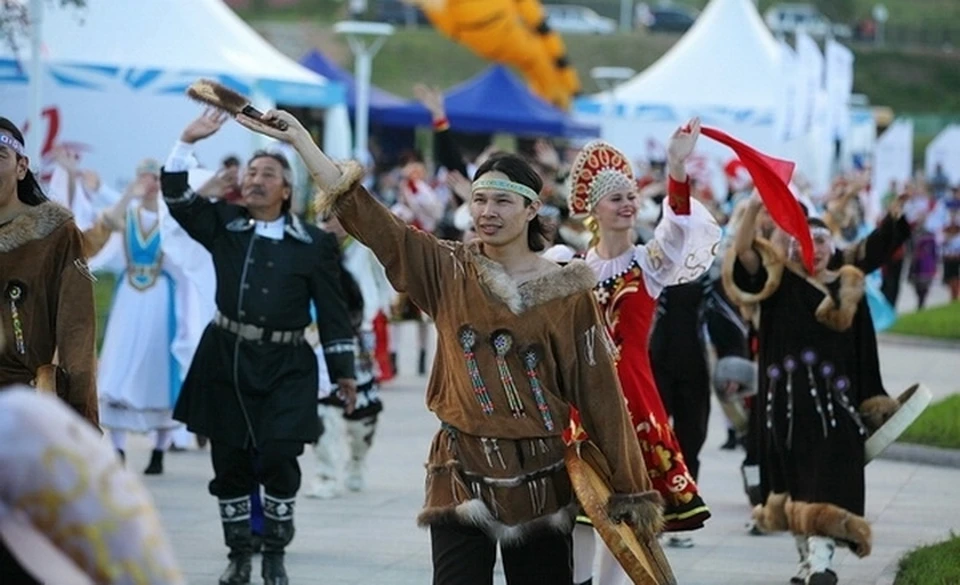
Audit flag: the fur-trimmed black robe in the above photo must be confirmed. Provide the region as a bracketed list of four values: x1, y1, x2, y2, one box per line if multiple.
[723, 239, 889, 529]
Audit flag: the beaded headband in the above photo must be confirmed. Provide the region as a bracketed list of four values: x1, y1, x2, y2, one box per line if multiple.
[471, 178, 539, 202]
[0, 134, 26, 157]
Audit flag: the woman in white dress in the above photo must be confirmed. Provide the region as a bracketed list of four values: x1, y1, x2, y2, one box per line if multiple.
[91, 160, 200, 475]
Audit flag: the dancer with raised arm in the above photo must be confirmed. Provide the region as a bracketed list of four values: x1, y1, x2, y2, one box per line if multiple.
[160, 109, 358, 585]
[236, 107, 666, 585]
[567, 122, 719, 583]
[724, 197, 897, 585]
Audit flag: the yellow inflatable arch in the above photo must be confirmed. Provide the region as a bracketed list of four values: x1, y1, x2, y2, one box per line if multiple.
[407, 0, 581, 109]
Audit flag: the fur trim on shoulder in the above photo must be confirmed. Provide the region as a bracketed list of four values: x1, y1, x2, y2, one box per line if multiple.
[0, 202, 73, 253]
[471, 246, 597, 314]
[752, 492, 790, 533]
[721, 237, 784, 307]
[860, 395, 900, 432]
[312, 160, 366, 219]
[417, 500, 577, 545]
[785, 499, 872, 558]
[813, 265, 865, 332]
[606, 490, 665, 538]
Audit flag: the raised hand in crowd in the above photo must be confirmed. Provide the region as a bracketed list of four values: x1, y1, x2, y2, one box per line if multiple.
[413, 83, 446, 122]
[666, 116, 701, 182]
[445, 169, 472, 204]
[180, 107, 229, 145]
[533, 138, 561, 174]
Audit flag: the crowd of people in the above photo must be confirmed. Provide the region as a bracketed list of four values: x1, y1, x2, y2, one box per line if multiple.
[0, 79, 948, 584]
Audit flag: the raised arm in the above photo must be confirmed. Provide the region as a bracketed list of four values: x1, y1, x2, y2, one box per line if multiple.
[235, 109, 451, 317]
[414, 83, 470, 182]
[733, 196, 765, 275]
[638, 119, 722, 297]
[160, 109, 231, 249]
[836, 194, 912, 272]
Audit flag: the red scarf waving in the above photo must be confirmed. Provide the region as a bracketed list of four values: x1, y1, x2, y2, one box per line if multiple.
[701, 126, 814, 274]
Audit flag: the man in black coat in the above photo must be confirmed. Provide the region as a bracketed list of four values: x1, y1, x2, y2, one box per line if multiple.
[160, 109, 358, 585]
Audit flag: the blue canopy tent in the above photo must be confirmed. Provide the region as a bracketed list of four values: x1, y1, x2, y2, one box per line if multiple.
[373, 65, 600, 138]
[299, 49, 411, 122]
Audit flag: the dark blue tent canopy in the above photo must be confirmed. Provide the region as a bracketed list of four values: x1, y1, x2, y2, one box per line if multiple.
[373, 65, 600, 139]
[299, 49, 411, 122]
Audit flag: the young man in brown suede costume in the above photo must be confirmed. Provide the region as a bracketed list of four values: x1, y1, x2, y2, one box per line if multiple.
[236, 108, 665, 585]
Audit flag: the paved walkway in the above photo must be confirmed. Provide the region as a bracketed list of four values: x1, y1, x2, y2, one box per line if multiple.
[134, 322, 958, 585]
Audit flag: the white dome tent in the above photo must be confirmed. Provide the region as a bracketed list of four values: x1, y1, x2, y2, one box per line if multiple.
[575, 0, 840, 196]
[0, 0, 348, 191]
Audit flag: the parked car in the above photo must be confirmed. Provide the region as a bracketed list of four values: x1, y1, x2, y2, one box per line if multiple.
[635, 3, 699, 34]
[544, 4, 617, 35]
[374, 0, 428, 27]
[764, 3, 852, 38]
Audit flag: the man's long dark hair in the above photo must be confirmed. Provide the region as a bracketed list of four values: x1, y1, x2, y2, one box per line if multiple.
[473, 153, 547, 252]
[0, 117, 48, 206]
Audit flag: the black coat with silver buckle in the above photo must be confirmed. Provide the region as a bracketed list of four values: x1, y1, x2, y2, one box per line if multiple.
[162, 170, 356, 449]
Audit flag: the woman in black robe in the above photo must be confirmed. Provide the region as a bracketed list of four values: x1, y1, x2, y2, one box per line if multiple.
[722, 197, 899, 585]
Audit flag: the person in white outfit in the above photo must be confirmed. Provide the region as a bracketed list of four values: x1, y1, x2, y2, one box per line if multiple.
[90, 159, 207, 475]
[306, 213, 392, 499]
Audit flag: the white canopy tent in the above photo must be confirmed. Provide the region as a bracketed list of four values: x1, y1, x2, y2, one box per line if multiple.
[0, 0, 348, 192]
[574, 0, 844, 198]
[575, 0, 787, 164]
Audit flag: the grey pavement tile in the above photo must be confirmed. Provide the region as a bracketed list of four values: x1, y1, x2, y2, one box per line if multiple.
[122, 333, 958, 584]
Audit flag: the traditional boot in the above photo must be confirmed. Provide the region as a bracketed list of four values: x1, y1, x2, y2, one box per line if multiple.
[721, 428, 738, 450]
[305, 404, 344, 499]
[345, 416, 377, 492]
[143, 449, 164, 475]
[262, 494, 296, 585]
[790, 534, 811, 584]
[218, 496, 253, 585]
[806, 536, 838, 585]
[741, 464, 763, 506]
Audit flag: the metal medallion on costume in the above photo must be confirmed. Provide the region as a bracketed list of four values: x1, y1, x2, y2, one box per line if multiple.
[161, 158, 356, 585]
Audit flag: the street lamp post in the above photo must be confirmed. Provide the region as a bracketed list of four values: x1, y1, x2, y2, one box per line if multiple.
[590, 66, 635, 118]
[334, 21, 394, 161]
[28, 0, 44, 167]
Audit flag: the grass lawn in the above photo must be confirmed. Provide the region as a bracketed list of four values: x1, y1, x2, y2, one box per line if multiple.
[93, 273, 116, 352]
[898, 394, 960, 450]
[888, 302, 960, 340]
[895, 534, 960, 585]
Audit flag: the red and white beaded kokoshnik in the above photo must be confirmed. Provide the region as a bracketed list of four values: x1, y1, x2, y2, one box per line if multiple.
[567, 140, 636, 218]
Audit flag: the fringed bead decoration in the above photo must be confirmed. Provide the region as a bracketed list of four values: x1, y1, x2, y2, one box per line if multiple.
[490, 330, 525, 419]
[458, 326, 494, 415]
[520, 346, 554, 431]
[5, 282, 25, 355]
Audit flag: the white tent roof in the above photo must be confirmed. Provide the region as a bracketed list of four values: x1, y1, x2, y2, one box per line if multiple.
[592, 0, 782, 112]
[2, 0, 342, 106]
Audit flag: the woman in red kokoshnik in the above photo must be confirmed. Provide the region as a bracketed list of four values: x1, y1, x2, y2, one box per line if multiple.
[567, 120, 720, 585]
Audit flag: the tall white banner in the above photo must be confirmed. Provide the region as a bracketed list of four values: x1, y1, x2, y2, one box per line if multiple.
[795, 32, 824, 136]
[871, 119, 914, 222]
[825, 40, 854, 142]
[924, 124, 960, 186]
[779, 40, 799, 142]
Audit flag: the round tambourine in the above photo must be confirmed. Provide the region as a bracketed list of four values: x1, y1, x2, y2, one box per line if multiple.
[865, 384, 932, 463]
[564, 442, 677, 585]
